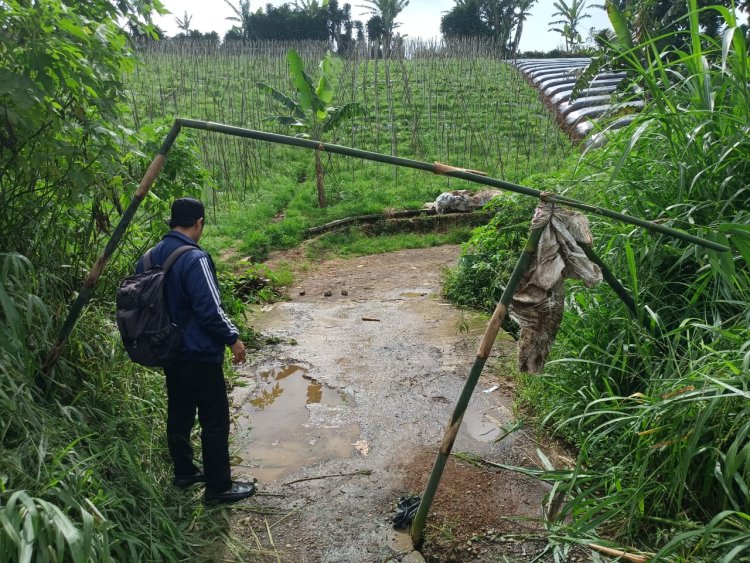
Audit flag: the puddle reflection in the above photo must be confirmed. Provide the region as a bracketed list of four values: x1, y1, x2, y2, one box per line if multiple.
[234, 365, 360, 482]
[250, 365, 325, 409]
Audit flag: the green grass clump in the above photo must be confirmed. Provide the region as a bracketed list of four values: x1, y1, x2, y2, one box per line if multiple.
[446, 2, 750, 559]
[442, 193, 536, 312]
[0, 253, 235, 561]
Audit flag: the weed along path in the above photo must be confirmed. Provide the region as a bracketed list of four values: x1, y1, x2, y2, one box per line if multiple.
[226, 246, 571, 562]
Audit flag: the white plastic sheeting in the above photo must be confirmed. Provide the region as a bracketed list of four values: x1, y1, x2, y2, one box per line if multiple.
[511, 201, 603, 373]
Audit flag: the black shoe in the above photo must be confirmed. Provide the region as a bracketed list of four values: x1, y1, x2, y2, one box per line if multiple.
[204, 481, 256, 505]
[173, 470, 206, 489]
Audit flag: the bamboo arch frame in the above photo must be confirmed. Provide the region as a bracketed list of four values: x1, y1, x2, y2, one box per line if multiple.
[39, 119, 730, 547]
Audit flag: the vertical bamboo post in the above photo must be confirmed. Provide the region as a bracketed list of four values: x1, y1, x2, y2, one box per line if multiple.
[40, 121, 183, 384]
[410, 222, 547, 547]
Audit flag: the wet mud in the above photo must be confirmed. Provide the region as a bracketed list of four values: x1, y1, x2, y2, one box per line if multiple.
[225, 246, 574, 562]
[233, 365, 359, 483]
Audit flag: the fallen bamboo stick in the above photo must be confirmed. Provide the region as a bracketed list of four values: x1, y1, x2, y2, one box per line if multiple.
[282, 469, 372, 486]
[588, 542, 650, 562]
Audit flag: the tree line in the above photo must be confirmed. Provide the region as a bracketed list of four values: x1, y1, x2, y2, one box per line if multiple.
[441, 0, 750, 56]
[142, 0, 405, 57]
[131, 0, 750, 58]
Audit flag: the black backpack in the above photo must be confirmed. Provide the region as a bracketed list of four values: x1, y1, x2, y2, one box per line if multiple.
[116, 245, 195, 367]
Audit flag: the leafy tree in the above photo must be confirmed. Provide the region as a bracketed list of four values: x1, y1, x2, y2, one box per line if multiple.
[0, 0, 164, 269]
[483, 0, 521, 50]
[250, 4, 329, 40]
[510, 0, 535, 55]
[174, 30, 221, 47]
[441, 0, 492, 38]
[359, 0, 409, 56]
[223, 25, 244, 42]
[223, 0, 252, 40]
[257, 50, 362, 207]
[354, 19, 366, 41]
[366, 13, 386, 58]
[366, 13, 386, 42]
[340, 18, 356, 54]
[296, 0, 360, 53]
[440, 0, 538, 56]
[127, 20, 165, 41]
[221, 0, 360, 49]
[294, 0, 329, 14]
[327, 0, 357, 54]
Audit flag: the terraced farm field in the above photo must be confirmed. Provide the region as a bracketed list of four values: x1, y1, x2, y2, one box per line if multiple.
[125, 40, 572, 259]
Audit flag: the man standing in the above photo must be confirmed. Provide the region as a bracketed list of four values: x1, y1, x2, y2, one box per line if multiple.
[137, 198, 255, 504]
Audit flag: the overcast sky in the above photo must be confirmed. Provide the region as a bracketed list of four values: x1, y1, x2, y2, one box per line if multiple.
[154, 0, 612, 52]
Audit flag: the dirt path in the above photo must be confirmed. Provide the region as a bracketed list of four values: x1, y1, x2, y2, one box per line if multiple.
[226, 246, 573, 562]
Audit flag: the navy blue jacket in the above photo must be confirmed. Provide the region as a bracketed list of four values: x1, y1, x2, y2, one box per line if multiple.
[136, 231, 238, 364]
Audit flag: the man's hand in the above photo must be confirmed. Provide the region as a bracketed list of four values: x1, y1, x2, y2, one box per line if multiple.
[230, 340, 246, 364]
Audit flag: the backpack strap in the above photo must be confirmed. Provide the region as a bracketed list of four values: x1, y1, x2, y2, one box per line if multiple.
[143, 248, 154, 271]
[162, 245, 197, 273]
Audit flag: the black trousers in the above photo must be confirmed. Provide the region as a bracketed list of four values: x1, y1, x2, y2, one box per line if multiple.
[164, 361, 232, 492]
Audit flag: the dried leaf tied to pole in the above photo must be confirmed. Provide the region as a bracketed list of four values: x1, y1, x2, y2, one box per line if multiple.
[511, 199, 603, 374]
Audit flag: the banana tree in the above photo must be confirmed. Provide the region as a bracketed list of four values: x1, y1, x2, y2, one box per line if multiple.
[257, 49, 362, 208]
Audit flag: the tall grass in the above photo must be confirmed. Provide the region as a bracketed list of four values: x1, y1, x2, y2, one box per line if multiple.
[447, 1, 749, 559]
[516, 1, 750, 559]
[0, 251, 230, 560]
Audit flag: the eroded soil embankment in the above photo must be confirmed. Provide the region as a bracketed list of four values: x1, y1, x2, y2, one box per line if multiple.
[224, 246, 573, 562]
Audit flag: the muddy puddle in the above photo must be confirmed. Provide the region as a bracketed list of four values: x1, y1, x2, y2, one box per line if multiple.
[462, 403, 515, 442]
[232, 364, 360, 482]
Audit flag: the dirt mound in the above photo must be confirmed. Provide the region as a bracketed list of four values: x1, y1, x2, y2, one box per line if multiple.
[398, 450, 548, 561]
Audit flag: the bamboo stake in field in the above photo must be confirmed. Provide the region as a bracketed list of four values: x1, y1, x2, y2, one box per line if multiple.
[409, 221, 547, 546]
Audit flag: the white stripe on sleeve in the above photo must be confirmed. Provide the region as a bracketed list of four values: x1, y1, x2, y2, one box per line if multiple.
[199, 256, 238, 335]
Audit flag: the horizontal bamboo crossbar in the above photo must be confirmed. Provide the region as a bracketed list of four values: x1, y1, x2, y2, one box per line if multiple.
[42, 117, 730, 382]
[177, 118, 729, 252]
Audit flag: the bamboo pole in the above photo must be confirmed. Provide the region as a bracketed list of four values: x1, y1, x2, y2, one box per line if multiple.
[39, 121, 182, 384]
[581, 244, 638, 315]
[581, 244, 666, 342]
[410, 223, 547, 547]
[588, 543, 650, 563]
[175, 119, 729, 253]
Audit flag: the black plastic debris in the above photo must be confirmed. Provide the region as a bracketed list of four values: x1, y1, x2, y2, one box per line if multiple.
[393, 496, 421, 529]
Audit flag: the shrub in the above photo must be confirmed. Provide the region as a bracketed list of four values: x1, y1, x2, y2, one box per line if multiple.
[442, 193, 536, 312]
